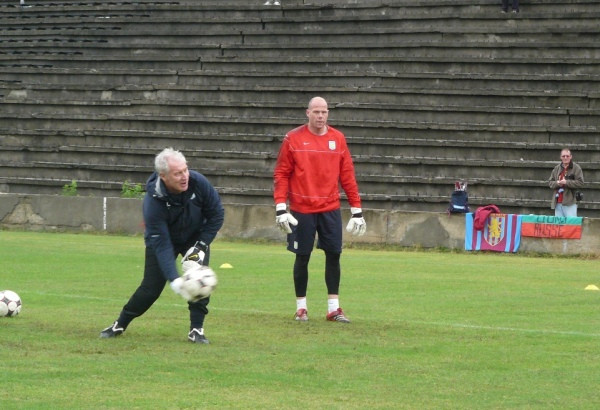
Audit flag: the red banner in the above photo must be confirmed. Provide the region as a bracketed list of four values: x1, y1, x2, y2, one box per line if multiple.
[521, 215, 582, 239]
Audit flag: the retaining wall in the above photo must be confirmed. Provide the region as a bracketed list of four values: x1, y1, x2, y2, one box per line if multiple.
[1, 193, 598, 256]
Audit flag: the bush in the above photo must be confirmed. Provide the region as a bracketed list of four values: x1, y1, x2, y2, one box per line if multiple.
[121, 180, 145, 199]
[62, 180, 78, 196]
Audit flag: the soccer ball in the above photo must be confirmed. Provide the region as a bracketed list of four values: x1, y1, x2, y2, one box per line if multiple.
[181, 265, 218, 302]
[0, 290, 22, 317]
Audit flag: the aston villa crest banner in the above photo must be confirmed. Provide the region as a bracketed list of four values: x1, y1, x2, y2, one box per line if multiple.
[465, 213, 523, 252]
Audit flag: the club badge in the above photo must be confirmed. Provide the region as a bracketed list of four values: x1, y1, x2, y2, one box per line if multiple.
[483, 214, 505, 246]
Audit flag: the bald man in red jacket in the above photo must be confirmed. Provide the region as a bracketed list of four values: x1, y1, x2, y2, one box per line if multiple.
[273, 97, 366, 324]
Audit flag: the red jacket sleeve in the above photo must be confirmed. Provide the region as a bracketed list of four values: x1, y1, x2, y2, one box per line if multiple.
[338, 137, 362, 209]
[273, 136, 293, 205]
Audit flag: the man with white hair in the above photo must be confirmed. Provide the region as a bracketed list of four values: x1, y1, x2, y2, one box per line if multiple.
[100, 147, 224, 344]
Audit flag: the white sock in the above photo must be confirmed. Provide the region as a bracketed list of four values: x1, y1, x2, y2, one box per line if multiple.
[296, 297, 307, 311]
[327, 298, 339, 313]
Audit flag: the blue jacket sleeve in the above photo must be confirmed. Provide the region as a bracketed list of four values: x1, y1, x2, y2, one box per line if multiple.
[143, 195, 180, 282]
[193, 172, 225, 245]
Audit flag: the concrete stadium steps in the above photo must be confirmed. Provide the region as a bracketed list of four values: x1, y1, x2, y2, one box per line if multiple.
[2, 26, 599, 55]
[1, 0, 600, 215]
[4, 131, 600, 184]
[2, 20, 599, 52]
[3, 51, 600, 73]
[5, 124, 600, 153]
[4, 47, 600, 66]
[2, 88, 597, 119]
[6, 130, 600, 167]
[2, 163, 599, 216]
[3, 97, 600, 129]
[3, 116, 598, 179]
[2, 167, 598, 215]
[4, 0, 600, 21]
[3, 66, 600, 95]
[3, 2, 599, 49]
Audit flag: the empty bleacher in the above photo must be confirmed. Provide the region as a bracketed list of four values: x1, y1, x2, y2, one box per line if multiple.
[1, 0, 599, 216]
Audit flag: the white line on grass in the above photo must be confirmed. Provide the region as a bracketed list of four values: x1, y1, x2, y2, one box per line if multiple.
[31, 290, 274, 313]
[411, 320, 600, 338]
[31, 291, 600, 338]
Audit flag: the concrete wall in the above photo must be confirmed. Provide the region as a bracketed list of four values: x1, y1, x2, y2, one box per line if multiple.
[1, 193, 598, 256]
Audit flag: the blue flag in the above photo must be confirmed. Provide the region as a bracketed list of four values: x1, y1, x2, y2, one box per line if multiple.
[465, 213, 522, 252]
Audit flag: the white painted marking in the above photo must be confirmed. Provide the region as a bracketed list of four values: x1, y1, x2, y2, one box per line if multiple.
[29, 291, 600, 338]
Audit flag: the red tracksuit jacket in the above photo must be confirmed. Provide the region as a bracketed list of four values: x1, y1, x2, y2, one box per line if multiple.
[273, 124, 362, 214]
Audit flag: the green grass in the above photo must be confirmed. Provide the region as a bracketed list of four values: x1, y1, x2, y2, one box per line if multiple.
[1, 231, 599, 409]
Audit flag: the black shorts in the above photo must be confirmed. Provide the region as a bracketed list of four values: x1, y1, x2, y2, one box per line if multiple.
[287, 209, 342, 255]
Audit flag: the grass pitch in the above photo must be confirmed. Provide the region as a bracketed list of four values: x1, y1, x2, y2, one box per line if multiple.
[1, 231, 599, 409]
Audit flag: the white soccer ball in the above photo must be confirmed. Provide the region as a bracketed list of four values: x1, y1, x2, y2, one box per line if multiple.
[181, 266, 218, 302]
[0, 290, 22, 317]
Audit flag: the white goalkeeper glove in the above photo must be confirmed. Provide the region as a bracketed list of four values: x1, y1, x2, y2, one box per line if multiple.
[182, 260, 199, 273]
[170, 276, 193, 302]
[275, 203, 298, 234]
[183, 241, 208, 266]
[346, 207, 366, 236]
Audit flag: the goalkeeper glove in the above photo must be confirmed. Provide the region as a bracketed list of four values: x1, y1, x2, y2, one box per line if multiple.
[182, 260, 200, 273]
[183, 241, 208, 266]
[275, 203, 298, 234]
[170, 276, 184, 294]
[345, 207, 366, 236]
[170, 277, 193, 302]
